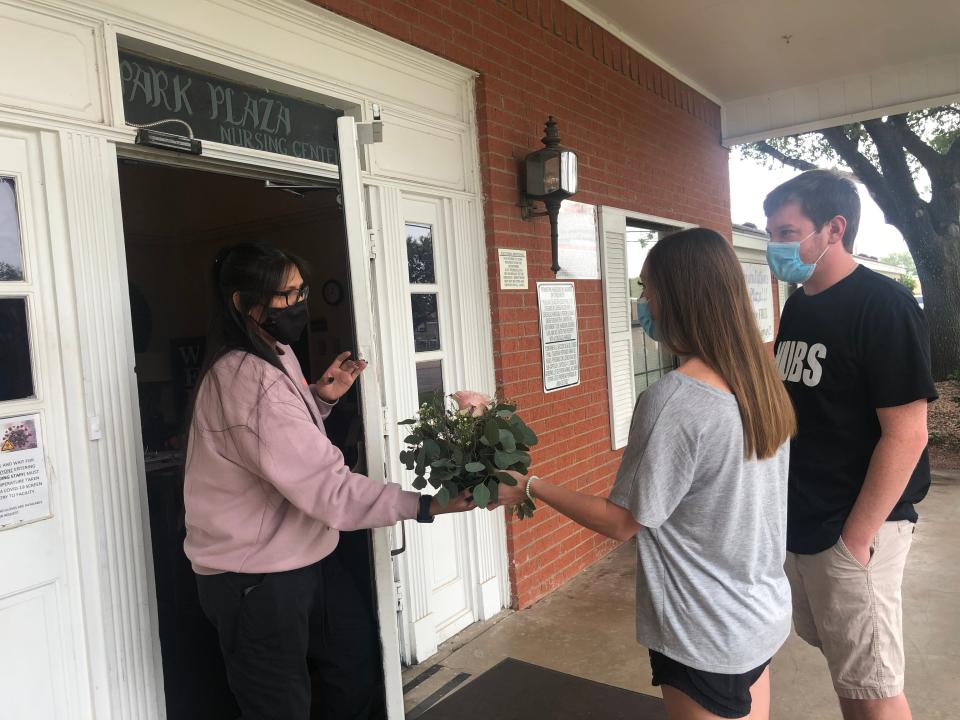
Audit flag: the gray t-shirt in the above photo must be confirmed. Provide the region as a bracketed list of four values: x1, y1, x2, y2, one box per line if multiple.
[609, 371, 791, 674]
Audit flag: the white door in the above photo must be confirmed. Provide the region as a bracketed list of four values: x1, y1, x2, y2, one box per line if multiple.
[365, 183, 491, 664]
[338, 117, 474, 690]
[397, 195, 474, 645]
[0, 128, 88, 718]
[336, 116, 410, 718]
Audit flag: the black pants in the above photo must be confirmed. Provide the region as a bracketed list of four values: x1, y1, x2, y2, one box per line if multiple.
[196, 550, 385, 720]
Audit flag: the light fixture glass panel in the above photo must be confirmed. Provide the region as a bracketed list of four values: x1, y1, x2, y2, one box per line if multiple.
[543, 154, 561, 193]
[561, 151, 578, 194]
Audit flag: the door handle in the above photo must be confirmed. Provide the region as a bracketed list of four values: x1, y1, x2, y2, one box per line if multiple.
[390, 520, 406, 557]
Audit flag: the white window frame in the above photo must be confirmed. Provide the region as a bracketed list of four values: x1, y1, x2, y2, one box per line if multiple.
[599, 207, 692, 450]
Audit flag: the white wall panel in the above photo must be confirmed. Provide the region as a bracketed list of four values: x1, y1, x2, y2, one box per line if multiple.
[0, 5, 104, 121]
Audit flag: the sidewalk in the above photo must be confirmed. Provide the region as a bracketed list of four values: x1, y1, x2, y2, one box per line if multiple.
[403, 470, 960, 718]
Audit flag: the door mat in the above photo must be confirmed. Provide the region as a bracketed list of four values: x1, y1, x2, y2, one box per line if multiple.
[412, 657, 666, 720]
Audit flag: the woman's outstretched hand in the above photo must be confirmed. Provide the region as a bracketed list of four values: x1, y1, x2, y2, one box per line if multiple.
[314, 351, 368, 403]
[494, 470, 529, 508]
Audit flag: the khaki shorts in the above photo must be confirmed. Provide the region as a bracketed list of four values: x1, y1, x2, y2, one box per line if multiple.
[784, 520, 914, 700]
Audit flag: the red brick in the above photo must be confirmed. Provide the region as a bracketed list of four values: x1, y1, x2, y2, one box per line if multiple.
[307, 0, 729, 608]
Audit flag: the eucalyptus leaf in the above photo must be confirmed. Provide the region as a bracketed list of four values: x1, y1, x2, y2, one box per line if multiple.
[496, 471, 518, 486]
[435, 486, 450, 507]
[472, 481, 490, 508]
[443, 481, 460, 501]
[494, 450, 520, 469]
[486, 479, 499, 504]
[404, 435, 418, 444]
[398, 419, 416, 425]
[464, 461, 485, 473]
[412, 476, 427, 490]
[498, 430, 516, 452]
[484, 421, 500, 447]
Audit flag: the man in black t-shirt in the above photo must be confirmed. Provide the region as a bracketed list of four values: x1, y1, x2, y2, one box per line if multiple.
[764, 170, 936, 720]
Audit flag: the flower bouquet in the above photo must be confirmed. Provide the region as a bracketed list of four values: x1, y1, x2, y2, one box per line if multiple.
[398, 391, 539, 518]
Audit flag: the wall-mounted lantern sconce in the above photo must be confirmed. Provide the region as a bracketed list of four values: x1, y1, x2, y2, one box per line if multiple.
[519, 116, 579, 273]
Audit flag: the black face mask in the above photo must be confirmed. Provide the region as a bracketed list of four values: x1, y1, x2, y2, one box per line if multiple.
[259, 301, 309, 346]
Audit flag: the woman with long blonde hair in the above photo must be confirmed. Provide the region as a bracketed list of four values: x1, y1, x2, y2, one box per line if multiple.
[498, 228, 796, 720]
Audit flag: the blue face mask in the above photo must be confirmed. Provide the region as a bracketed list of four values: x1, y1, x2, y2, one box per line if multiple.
[636, 298, 660, 341]
[766, 230, 829, 284]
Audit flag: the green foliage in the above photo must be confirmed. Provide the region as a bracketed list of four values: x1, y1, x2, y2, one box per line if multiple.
[0, 262, 22, 281]
[881, 252, 917, 275]
[739, 105, 960, 189]
[897, 275, 918, 293]
[398, 393, 539, 518]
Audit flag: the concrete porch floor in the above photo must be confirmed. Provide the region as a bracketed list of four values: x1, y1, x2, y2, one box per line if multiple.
[402, 470, 960, 719]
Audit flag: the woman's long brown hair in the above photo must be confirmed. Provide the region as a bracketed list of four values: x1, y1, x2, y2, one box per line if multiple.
[645, 228, 796, 459]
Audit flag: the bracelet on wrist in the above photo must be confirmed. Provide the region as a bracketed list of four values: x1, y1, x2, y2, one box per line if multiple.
[525, 475, 539, 503]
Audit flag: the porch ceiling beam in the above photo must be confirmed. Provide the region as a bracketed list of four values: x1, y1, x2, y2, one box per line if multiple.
[722, 53, 960, 146]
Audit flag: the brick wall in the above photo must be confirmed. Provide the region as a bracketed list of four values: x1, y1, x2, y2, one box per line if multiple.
[311, 0, 731, 607]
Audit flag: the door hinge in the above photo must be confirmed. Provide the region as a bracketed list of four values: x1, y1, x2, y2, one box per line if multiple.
[367, 229, 378, 260]
[394, 580, 404, 613]
[357, 105, 384, 145]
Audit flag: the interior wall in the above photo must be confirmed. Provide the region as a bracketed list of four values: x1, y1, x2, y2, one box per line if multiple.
[119, 161, 353, 402]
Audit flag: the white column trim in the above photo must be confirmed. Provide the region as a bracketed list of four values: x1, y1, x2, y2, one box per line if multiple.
[57, 130, 163, 719]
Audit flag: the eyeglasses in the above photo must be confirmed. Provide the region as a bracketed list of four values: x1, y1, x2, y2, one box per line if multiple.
[270, 284, 310, 306]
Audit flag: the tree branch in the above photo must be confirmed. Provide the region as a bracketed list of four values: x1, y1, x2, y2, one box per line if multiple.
[863, 118, 924, 212]
[947, 131, 960, 169]
[819, 125, 902, 225]
[888, 114, 944, 175]
[752, 141, 818, 172]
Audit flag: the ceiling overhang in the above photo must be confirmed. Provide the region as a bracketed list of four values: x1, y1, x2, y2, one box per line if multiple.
[568, 0, 960, 145]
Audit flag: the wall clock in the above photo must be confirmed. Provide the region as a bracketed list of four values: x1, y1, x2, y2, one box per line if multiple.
[322, 279, 344, 306]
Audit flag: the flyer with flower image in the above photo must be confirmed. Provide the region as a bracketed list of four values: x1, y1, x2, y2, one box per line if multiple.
[0, 415, 50, 529]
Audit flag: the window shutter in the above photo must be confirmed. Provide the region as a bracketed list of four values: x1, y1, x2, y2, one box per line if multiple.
[599, 206, 635, 450]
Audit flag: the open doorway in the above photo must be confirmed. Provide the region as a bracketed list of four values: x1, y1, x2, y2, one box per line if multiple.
[117, 158, 380, 719]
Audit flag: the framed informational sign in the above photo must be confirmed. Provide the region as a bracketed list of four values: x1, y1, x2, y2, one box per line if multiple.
[0, 414, 50, 530]
[741, 263, 775, 342]
[537, 282, 580, 393]
[498, 248, 528, 289]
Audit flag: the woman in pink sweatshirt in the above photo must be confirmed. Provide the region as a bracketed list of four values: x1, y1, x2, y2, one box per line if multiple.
[184, 242, 471, 720]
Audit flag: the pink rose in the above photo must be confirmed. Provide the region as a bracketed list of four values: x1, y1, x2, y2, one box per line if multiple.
[452, 390, 492, 417]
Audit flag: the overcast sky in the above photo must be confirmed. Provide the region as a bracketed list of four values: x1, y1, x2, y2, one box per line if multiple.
[729, 154, 909, 261]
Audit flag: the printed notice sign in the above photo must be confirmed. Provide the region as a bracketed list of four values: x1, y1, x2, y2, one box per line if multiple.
[557, 201, 600, 280]
[0, 415, 50, 530]
[537, 282, 580, 393]
[741, 263, 775, 342]
[498, 248, 529, 289]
